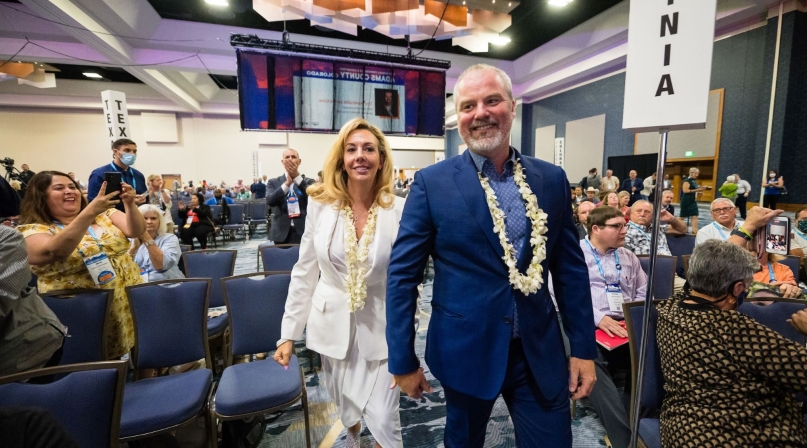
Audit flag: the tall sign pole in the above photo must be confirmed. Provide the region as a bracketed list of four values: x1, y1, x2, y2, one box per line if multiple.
[622, 1, 717, 447]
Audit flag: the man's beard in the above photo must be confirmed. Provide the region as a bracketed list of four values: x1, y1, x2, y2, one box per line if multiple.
[461, 119, 511, 154]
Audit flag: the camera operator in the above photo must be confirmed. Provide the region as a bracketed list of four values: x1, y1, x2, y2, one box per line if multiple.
[17, 164, 34, 198]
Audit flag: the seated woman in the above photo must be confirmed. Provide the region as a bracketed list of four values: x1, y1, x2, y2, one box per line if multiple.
[752, 250, 801, 298]
[129, 204, 184, 281]
[657, 238, 807, 447]
[178, 193, 214, 249]
[17, 171, 145, 360]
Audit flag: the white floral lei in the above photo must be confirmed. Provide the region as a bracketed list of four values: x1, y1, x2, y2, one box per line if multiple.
[341, 203, 380, 312]
[478, 160, 549, 295]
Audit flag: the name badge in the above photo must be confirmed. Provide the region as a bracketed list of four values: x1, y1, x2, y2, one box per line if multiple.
[83, 253, 117, 286]
[186, 216, 194, 225]
[139, 266, 148, 283]
[606, 284, 624, 313]
[287, 195, 301, 218]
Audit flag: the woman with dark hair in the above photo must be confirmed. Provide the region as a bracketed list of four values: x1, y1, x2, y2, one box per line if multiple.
[16, 171, 145, 359]
[762, 168, 784, 209]
[177, 192, 214, 249]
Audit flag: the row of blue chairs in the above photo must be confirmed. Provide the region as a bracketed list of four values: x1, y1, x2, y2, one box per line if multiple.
[624, 298, 807, 447]
[0, 274, 311, 448]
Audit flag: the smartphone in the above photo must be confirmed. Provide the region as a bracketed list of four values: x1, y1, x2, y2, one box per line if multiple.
[765, 216, 790, 255]
[104, 172, 123, 198]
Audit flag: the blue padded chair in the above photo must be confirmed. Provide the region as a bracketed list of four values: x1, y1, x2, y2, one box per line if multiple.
[0, 361, 126, 448]
[738, 298, 807, 345]
[666, 234, 695, 278]
[182, 250, 237, 372]
[121, 279, 215, 446]
[248, 201, 268, 235]
[779, 255, 801, 282]
[214, 272, 311, 447]
[624, 301, 663, 448]
[41, 289, 112, 364]
[637, 255, 677, 300]
[178, 244, 192, 276]
[222, 203, 246, 241]
[258, 243, 300, 272]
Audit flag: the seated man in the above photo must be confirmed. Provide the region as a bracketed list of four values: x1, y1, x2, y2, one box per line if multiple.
[575, 201, 597, 240]
[582, 206, 647, 448]
[790, 207, 807, 257]
[695, 198, 744, 245]
[205, 188, 232, 226]
[660, 190, 685, 235]
[585, 187, 601, 204]
[624, 200, 687, 291]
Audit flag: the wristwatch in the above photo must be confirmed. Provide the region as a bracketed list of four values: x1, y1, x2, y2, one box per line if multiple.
[143, 239, 157, 247]
[730, 229, 752, 241]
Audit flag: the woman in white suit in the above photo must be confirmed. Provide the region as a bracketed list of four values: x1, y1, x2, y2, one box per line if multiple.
[274, 118, 405, 448]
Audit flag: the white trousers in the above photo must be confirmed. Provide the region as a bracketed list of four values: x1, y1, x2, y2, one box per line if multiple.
[320, 321, 403, 448]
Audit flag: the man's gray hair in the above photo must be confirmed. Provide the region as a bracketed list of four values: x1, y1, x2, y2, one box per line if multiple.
[688, 240, 758, 298]
[710, 197, 734, 210]
[631, 199, 652, 211]
[452, 63, 514, 104]
[138, 204, 167, 235]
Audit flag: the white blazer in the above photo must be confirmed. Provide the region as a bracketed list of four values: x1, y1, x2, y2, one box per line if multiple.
[280, 195, 405, 361]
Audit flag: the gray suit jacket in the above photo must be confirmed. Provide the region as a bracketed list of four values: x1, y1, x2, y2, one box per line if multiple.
[265, 174, 315, 242]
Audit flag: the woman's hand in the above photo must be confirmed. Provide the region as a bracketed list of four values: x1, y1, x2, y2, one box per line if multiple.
[119, 182, 137, 208]
[87, 181, 120, 215]
[773, 281, 802, 299]
[273, 340, 294, 370]
[788, 309, 807, 335]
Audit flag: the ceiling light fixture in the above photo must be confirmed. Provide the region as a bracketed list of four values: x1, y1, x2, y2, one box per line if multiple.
[548, 0, 573, 6]
[82, 72, 103, 79]
[205, 0, 229, 6]
[490, 36, 511, 46]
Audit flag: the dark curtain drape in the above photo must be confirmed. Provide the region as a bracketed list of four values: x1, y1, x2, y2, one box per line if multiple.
[607, 154, 659, 182]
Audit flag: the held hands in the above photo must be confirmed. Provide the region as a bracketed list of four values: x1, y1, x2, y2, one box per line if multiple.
[273, 340, 294, 371]
[569, 357, 596, 400]
[87, 181, 121, 214]
[598, 315, 628, 338]
[394, 367, 433, 399]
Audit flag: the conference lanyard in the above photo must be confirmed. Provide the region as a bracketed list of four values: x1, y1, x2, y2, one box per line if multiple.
[712, 222, 729, 241]
[767, 262, 776, 283]
[629, 222, 652, 243]
[585, 239, 621, 285]
[55, 222, 117, 286]
[109, 162, 136, 191]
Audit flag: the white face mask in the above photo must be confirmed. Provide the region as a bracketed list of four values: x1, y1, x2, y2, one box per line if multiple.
[769, 173, 776, 178]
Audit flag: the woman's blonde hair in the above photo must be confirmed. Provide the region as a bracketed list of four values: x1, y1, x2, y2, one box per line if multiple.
[147, 174, 161, 184]
[138, 204, 167, 235]
[307, 118, 394, 209]
[617, 190, 631, 204]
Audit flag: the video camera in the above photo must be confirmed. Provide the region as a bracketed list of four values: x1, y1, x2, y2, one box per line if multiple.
[1, 157, 21, 181]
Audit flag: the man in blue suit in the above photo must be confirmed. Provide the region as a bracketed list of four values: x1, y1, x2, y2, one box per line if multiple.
[386, 64, 598, 447]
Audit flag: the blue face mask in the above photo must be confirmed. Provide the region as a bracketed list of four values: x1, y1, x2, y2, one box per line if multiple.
[120, 153, 137, 166]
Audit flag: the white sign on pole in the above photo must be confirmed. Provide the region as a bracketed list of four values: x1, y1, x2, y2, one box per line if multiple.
[622, 0, 717, 133]
[101, 90, 131, 142]
[252, 151, 260, 178]
[554, 138, 565, 168]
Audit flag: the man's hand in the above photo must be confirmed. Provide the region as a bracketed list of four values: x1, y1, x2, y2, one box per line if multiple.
[284, 172, 294, 187]
[660, 209, 675, 223]
[569, 357, 596, 400]
[393, 367, 433, 399]
[598, 316, 628, 338]
[742, 206, 782, 233]
[282, 159, 300, 179]
[134, 194, 147, 205]
[789, 310, 807, 335]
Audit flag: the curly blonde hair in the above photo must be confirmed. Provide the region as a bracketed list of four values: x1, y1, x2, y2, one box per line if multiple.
[307, 118, 394, 209]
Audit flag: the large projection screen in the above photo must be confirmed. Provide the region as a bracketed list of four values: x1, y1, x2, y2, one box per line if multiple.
[237, 49, 447, 136]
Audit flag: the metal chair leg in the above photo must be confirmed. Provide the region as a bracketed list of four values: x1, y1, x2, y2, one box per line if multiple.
[301, 368, 312, 448]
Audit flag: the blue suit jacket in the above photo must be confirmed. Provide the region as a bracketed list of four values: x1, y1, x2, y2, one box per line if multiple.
[386, 149, 597, 401]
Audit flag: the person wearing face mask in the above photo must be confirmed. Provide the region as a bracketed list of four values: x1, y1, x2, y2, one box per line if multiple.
[657, 238, 807, 447]
[789, 207, 807, 258]
[762, 169, 784, 209]
[87, 139, 147, 211]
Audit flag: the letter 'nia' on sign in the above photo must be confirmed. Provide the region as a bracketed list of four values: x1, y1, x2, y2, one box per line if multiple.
[656, 5, 679, 97]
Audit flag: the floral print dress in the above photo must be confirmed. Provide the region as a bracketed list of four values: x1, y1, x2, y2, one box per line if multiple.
[18, 209, 142, 358]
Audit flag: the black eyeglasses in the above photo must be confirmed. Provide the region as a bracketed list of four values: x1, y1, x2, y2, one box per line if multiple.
[601, 223, 627, 231]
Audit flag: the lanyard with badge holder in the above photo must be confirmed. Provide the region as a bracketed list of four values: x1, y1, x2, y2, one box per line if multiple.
[55, 222, 117, 286]
[287, 183, 301, 219]
[585, 238, 624, 312]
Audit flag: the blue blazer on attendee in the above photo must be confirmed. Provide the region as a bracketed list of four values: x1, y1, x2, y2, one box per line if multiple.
[620, 177, 644, 203]
[386, 149, 597, 401]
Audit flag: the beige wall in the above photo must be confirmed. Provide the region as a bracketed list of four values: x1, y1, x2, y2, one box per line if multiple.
[0, 107, 442, 187]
